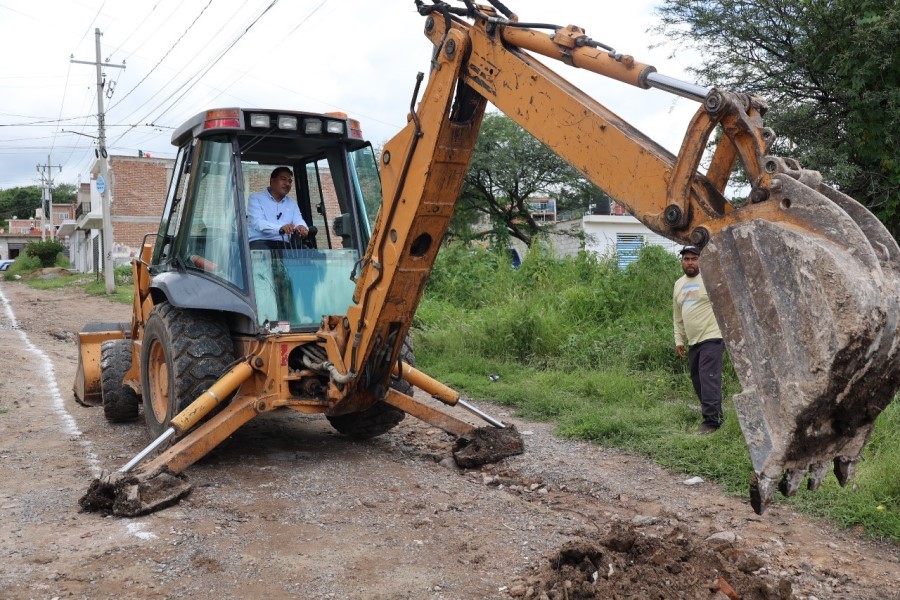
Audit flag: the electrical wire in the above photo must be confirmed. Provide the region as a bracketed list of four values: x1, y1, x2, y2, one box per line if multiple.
[49, 62, 74, 155]
[199, 0, 327, 108]
[148, 0, 280, 123]
[110, 0, 280, 148]
[108, 0, 215, 111]
[74, 0, 108, 48]
[107, 0, 270, 137]
[106, 0, 163, 59]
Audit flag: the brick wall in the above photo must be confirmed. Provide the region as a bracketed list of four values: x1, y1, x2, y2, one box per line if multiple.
[108, 155, 174, 254]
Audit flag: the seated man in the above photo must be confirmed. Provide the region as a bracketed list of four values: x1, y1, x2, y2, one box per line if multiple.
[247, 166, 310, 250]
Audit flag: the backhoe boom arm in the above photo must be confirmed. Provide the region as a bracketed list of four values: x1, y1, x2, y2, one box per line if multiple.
[344, 2, 900, 513]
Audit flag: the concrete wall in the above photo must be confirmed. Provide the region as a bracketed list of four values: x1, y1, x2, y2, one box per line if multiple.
[583, 214, 681, 259]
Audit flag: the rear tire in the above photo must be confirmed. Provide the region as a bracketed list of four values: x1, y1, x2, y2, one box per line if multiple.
[100, 339, 140, 422]
[141, 303, 234, 438]
[326, 336, 415, 439]
[326, 400, 406, 439]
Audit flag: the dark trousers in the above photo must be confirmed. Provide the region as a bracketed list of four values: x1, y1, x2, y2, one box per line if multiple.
[689, 339, 724, 427]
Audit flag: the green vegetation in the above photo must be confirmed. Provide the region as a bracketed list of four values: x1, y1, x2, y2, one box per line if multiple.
[415, 242, 900, 541]
[10, 260, 134, 304]
[25, 239, 65, 267]
[454, 113, 609, 246]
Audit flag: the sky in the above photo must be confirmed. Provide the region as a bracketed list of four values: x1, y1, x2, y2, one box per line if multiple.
[0, 0, 703, 191]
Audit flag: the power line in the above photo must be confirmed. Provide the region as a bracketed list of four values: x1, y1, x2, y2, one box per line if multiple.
[106, 0, 163, 58]
[49, 61, 74, 155]
[150, 0, 280, 123]
[108, 0, 215, 111]
[111, 0, 280, 147]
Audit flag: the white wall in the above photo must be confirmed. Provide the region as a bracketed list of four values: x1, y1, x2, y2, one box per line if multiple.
[583, 214, 681, 258]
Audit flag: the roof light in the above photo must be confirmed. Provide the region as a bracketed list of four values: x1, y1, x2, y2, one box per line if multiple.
[325, 119, 344, 134]
[203, 108, 240, 130]
[304, 118, 323, 134]
[249, 113, 271, 128]
[348, 119, 364, 140]
[278, 115, 298, 130]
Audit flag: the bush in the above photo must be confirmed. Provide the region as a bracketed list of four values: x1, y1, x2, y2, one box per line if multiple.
[416, 241, 899, 540]
[25, 239, 64, 267]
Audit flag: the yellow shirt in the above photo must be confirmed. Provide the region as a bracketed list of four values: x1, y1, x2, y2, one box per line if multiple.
[673, 273, 722, 346]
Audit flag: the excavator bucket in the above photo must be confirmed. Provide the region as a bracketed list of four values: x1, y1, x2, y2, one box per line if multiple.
[702, 168, 900, 513]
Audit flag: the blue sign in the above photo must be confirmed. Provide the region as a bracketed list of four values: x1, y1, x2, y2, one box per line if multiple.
[96, 176, 106, 195]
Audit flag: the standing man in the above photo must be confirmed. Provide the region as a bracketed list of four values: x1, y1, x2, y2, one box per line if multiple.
[673, 246, 724, 434]
[247, 166, 309, 249]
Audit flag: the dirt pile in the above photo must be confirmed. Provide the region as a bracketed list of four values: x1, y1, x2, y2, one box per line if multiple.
[508, 522, 793, 599]
[453, 423, 526, 467]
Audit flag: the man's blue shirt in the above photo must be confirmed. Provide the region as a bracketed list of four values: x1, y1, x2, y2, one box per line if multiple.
[247, 188, 308, 242]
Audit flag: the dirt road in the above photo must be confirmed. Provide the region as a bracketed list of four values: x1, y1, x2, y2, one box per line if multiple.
[0, 281, 897, 599]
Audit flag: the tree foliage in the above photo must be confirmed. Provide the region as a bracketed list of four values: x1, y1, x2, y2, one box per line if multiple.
[26, 239, 64, 267]
[454, 113, 610, 246]
[654, 0, 900, 235]
[0, 186, 41, 225]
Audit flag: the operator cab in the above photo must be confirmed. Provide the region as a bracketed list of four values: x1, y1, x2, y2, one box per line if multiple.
[152, 108, 380, 333]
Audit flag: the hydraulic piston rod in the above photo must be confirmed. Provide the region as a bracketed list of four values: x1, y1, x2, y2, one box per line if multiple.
[646, 72, 710, 103]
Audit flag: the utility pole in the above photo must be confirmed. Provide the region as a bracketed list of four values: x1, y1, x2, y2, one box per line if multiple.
[71, 28, 125, 294]
[36, 156, 62, 241]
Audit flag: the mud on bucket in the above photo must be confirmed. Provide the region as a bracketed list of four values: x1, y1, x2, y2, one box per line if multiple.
[701, 175, 900, 514]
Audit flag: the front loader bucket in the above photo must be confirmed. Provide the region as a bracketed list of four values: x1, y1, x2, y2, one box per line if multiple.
[702, 171, 900, 513]
[73, 322, 129, 406]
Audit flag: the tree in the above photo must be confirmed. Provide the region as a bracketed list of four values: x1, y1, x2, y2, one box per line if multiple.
[53, 183, 77, 204]
[655, 0, 900, 236]
[453, 113, 608, 247]
[0, 186, 41, 227]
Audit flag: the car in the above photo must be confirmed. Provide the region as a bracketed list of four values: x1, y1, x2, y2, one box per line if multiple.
[0, 259, 15, 271]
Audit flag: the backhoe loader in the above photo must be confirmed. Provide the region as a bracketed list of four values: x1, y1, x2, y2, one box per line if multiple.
[77, 1, 899, 517]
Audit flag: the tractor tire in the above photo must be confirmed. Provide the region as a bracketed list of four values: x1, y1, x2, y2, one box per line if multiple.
[140, 302, 235, 438]
[326, 400, 406, 439]
[100, 339, 140, 423]
[326, 336, 415, 439]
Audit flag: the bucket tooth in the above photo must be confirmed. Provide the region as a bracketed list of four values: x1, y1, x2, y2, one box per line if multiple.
[778, 468, 807, 497]
[807, 462, 830, 491]
[833, 456, 858, 487]
[750, 473, 778, 515]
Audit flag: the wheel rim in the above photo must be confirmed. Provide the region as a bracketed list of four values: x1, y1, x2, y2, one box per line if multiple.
[147, 339, 170, 423]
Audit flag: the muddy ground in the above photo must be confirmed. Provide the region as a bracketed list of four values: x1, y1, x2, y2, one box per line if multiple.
[0, 280, 897, 599]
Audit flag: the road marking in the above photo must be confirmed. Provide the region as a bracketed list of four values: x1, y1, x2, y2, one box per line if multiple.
[0, 285, 102, 476]
[126, 522, 158, 540]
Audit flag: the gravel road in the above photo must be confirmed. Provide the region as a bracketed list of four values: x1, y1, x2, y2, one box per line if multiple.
[0, 280, 897, 599]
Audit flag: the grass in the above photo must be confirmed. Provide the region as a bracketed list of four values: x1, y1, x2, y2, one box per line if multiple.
[415, 242, 900, 542]
[7, 254, 135, 305]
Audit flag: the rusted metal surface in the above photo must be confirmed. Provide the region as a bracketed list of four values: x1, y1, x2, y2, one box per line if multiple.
[703, 170, 900, 513]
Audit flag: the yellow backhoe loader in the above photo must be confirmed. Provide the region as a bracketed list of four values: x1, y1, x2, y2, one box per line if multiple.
[77, 1, 899, 517]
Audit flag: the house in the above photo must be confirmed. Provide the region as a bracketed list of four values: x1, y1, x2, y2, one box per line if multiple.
[583, 200, 681, 268]
[69, 155, 175, 273]
[0, 203, 76, 261]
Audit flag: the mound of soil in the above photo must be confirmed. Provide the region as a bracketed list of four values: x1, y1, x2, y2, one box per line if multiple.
[508, 522, 792, 599]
